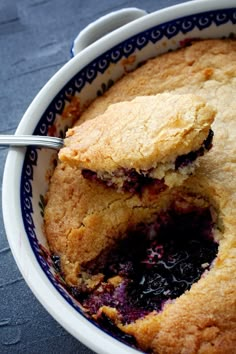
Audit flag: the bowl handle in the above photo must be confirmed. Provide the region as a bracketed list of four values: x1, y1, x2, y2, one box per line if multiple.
[71, 7, 147, 56]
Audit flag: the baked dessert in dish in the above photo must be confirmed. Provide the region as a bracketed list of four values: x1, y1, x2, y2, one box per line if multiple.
[44, 39, 236, 353]
[59, 93, 215, 191]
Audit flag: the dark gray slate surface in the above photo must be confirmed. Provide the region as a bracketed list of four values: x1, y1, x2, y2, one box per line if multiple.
[0, 0, 189, 353]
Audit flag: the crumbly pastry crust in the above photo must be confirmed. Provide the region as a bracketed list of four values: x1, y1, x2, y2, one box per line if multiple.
[59, 93, 215, 172]
[44, 39, 236, 353]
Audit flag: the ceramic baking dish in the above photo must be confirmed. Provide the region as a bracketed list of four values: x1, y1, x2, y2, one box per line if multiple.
[2, 1, 236, 353]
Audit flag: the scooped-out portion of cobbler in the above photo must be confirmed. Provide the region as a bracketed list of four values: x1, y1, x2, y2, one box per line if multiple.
[44, 39, 236, 354]
[62, 199, 218, 326]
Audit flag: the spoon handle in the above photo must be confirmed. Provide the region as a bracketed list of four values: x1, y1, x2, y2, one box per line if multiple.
[0, 135, 63, 150]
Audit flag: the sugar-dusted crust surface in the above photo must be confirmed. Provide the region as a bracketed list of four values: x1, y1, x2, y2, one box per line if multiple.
[59, 93, 215, 172]
[44, 39, 236, 353]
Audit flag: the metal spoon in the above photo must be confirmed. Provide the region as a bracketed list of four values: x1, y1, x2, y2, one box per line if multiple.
[0, 135, 64, 150]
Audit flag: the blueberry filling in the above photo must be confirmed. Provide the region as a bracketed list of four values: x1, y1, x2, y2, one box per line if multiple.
[60, 202, 218, 326]
[51, 255, 61, 272]
[82, 168, 165, 193]
[175, 129, 213, 169]
[82, 129, 214, 192]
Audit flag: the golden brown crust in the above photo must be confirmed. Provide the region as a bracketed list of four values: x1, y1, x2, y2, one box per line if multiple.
[59, 93, 215, 172]
[77, 39, 236, 124]
[44, 39, 236, 353]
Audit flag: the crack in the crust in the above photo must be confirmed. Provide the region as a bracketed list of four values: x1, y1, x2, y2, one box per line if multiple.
[63, 190, 176, 266]
[64, 193, 137, 257]
[87, 193, 137, 217]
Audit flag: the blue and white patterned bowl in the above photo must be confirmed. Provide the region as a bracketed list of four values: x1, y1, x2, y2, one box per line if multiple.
[3, 1, 236, 353]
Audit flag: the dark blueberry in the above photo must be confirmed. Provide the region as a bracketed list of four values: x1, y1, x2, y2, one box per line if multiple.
[175, 129, 214, 170]
[82, 169, 98, 181]
[69, 286, 83, 300]
[203, 129, 214, 151]
[52, 255, 61, 272]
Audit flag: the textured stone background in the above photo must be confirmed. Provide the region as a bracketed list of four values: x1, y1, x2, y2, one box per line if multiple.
[0, 1, 189, 353]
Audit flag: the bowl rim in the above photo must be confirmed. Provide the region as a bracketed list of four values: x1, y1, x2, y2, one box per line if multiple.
[2, 0, 236, 353]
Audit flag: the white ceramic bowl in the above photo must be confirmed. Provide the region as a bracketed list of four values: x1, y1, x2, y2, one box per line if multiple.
[3, 1, 236, 353]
